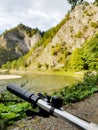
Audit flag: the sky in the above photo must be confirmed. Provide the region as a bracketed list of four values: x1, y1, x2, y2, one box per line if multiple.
[0, 0, 95, 34]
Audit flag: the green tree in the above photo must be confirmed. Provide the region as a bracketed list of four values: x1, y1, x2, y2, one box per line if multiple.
[83, 34, 98, 70]
[2, 61, 11, 69]
[67, 0, 83, 9]
[69, 48, 84, 71]
[95, 0, 98, 4]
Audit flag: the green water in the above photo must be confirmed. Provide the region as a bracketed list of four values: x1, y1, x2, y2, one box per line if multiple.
[0, 73, 79, 94]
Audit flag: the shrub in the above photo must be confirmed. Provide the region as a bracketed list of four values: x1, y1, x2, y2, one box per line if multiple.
[90, 22, 98, 28]
[37, 62, 42, 68]
[75, 31, 83, 38]
[54, 71, 98, 104]
[51, 44, 61, 56]
[44, 63, 49, 69]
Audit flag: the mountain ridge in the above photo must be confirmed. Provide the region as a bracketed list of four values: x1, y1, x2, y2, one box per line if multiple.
[1, 2, 98, 71]
[0, 24, 42, 66]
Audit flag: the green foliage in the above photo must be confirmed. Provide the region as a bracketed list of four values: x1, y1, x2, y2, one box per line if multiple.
[82, 1, 89, 6]
[51, 43, 67, 55]
[44, 63, 49, 69]
[51, 43, 69, 66]
[68, 33, 98, 71]
[2, 61, 11, 69]
[57, 54, 66, 63]
[0, 24, 40, 67]
[2, 32, 98, 71]
[1, 14, 70, 69]
[83, 9, 93, 16]
[75, 31, 83, 38]
[25, 27, 40, 37]
[67, 0, 84, 9]
[90, 22, 98, 28]
[51, 44, 62, 55]
[37, 62, 42, 68]
[2, 55, 29, 69]
[2, 12, 98, 72]
[95, 0, 98, 5]
[2, 24, 40, 38]
[69, 48, 84, 71]
[33, 13, 70, 49]
[0, 92, 31, 129]
[54, 71, 98, 104]
[83, 34, 98, 70]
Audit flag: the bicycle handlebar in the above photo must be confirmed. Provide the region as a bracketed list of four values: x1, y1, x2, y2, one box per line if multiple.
[6, 84, 98, 130]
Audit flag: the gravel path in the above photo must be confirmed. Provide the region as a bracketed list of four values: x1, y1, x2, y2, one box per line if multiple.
[7, 93, 98, 130]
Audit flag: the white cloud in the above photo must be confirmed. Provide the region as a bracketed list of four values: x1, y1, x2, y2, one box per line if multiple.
[0, 0, 95, 33]
[0, 0, 71, 33]
[28, 9, 48, 18]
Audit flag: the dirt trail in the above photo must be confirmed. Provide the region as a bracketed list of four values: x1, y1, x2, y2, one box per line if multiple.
[7, 92, 98, 130]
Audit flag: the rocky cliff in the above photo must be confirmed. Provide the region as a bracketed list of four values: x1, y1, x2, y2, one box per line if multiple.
[28, 3, 98, 70]
[1, 3, 98, 70]
[0, 24, 41, 66]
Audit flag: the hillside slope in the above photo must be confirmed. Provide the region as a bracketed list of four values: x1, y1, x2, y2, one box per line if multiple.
[2, 3, 98, 70]
[0, 24, 41, 66]
[27, 3, 98, 70]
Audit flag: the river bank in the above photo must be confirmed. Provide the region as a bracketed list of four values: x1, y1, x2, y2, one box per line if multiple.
[0, 69, 22, 80]
[0, 75, 22, 80]
[0, 68, 84, 80]
[9, 69, 84, 78]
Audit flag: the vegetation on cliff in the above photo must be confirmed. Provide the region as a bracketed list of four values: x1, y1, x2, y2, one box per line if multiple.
[2, 33, 98, 71]
[1, 2, 98, 71]
[1, 13, 71, 70]
[0, 24, 41, 67]
[69, 33, 98, 71]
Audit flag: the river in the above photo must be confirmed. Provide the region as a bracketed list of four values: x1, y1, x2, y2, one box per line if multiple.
[0, 73, 79, 94]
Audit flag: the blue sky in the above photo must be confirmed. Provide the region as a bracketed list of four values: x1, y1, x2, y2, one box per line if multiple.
[0, 0, 95, 34]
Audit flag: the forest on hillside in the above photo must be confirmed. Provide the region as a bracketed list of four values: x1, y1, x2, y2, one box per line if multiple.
[2, 33, 98, 71]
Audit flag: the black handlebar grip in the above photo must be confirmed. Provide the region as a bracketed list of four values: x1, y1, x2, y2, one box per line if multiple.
[6, 84, 33, 103]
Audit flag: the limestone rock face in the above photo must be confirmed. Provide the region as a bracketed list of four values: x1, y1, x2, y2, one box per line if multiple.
[30, 3, 98, 69]
[0, 24, 41, 66]
[1, 3, 98, 70]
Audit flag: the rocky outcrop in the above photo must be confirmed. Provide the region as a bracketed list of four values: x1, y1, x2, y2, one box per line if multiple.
[30, 3, 98, 70]
[1, 3, 98, 70]
[0, 24, 41, 66]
